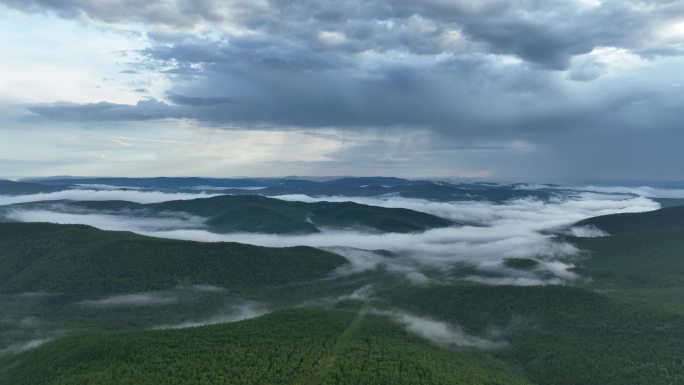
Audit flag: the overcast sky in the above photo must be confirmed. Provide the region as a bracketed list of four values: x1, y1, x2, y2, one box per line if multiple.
[1, 1, 683, 180]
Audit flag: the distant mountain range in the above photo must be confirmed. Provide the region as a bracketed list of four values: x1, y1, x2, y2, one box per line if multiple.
[0, 180, 71, 195]
[2, 177, 553, 202]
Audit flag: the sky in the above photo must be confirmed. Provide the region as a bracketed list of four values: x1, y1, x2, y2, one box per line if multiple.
[1, 0, 683, 180]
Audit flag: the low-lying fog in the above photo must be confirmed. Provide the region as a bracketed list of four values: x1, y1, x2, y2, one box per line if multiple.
[0, 184, 675, 356]
[0, 188, 662, 285]
[0, 286, 265, 356]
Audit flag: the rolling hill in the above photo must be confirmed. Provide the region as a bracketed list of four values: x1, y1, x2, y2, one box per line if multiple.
[3, 197, 684, 385]
[22, 176, 553, 202]
[0, 222, 346, 295]
[0, 307, 535, 385]
[567, 206, 684, 313]
[574, 205, 684, 235]
[570, 206, 684, 291]
[3, 195, 456, 234]
[381, 284, 684, 385]
[0, 180, 70, 195]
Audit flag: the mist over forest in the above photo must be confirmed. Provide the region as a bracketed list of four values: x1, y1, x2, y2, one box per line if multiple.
[1, 177, 684, 384]
[2, 0, 684, 383]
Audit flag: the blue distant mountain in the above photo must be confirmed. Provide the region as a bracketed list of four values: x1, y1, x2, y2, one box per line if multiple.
[0, 180, 71, 195]
[18, 177, 552, 202]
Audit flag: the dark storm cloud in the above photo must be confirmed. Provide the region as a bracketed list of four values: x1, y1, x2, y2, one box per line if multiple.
[29, 99, 178, 121]
[4, 0, 684, 179]
[0, 0, 237, 27]
[28, 23, 558, 131]
[167, 94, 235, 106]
[4, 0, 682, 67]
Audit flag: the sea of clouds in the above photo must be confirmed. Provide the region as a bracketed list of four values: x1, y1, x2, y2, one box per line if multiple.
[0, 187, 662, 285]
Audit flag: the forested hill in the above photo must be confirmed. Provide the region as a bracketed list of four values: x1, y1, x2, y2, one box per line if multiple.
[21, 176, 553, 202]
[0, 180, 69, 195]
[0, 307, 536, 385]
[567, 204, 684, 318]
[3, 212, 684, 384]
[5, 195, 456, 234]
[0, 222, 346, 295]
[574, 205, 684, 235]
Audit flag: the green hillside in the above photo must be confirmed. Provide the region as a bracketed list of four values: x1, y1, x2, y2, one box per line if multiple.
[4, 195, 455, 234]
[382, 284, 684, 385]
[0, 307, 535, 385]
[0, 222, 346, 295]
[3, 206, 684, 385]
[575, 205, 684, 235]
[0, 180, 69, 195]
[572, 228, 684, 289]
[570, 206, 684, 311]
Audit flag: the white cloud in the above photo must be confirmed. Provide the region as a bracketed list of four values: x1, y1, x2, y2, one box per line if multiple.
[78, 293, 178, 307]
[568, 47, 647, 81]
[272, 193, 658, 228]
[372, 309, 505, 349]
[5, 208, 206, 232]
[0, 124, 350, 179]
[0, 11, 161, 104]
[336, 285, 375, 302]
[0, 338, 53, 355]
[564, 225, 608, 237]
[3, 191, 659, 285]
[517, 183, 684, 199]
[154, 300, 266, 329]
[319, 31, 347, 46]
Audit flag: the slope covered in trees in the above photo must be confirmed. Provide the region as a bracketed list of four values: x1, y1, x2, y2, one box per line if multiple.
[0, 180, 69, 195]
[570, 206, 684, 311]
[0, 222, 346, 295]
[0, 308, 535, 385]
[4, 195, 455, 234]
[382, 284, 684, 385]
[22, 176, 553, 202]
[3, 200, 684, 385]
[575, 205, 684, 235]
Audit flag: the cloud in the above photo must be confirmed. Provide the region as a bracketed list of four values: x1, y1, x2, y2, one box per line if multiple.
[271, 193, 659, 228]
[564, 225, 608, 238]
[517, 183, 684, 199]
[28, 99, 178, 121]
[155, 300, 266, 329]
[337, 285, 374, 302]
[3, 1, 684, 179]
[0, 0, 260, 28]
[5, 1, 682, 69]
[0, 284, 244, 356]
[167, 94, 235, 106]
[189, 284, 227, 293]
[371, 309, 505, 349]
[4, 207, 206, 232]
[3, 192, 658, 285]
[0, 337, 52, 355]
[75, 285, 228, 307]
[574, 185, 684, 199]
[78, 293, 178, 307]
[12, 2, 684, 130]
